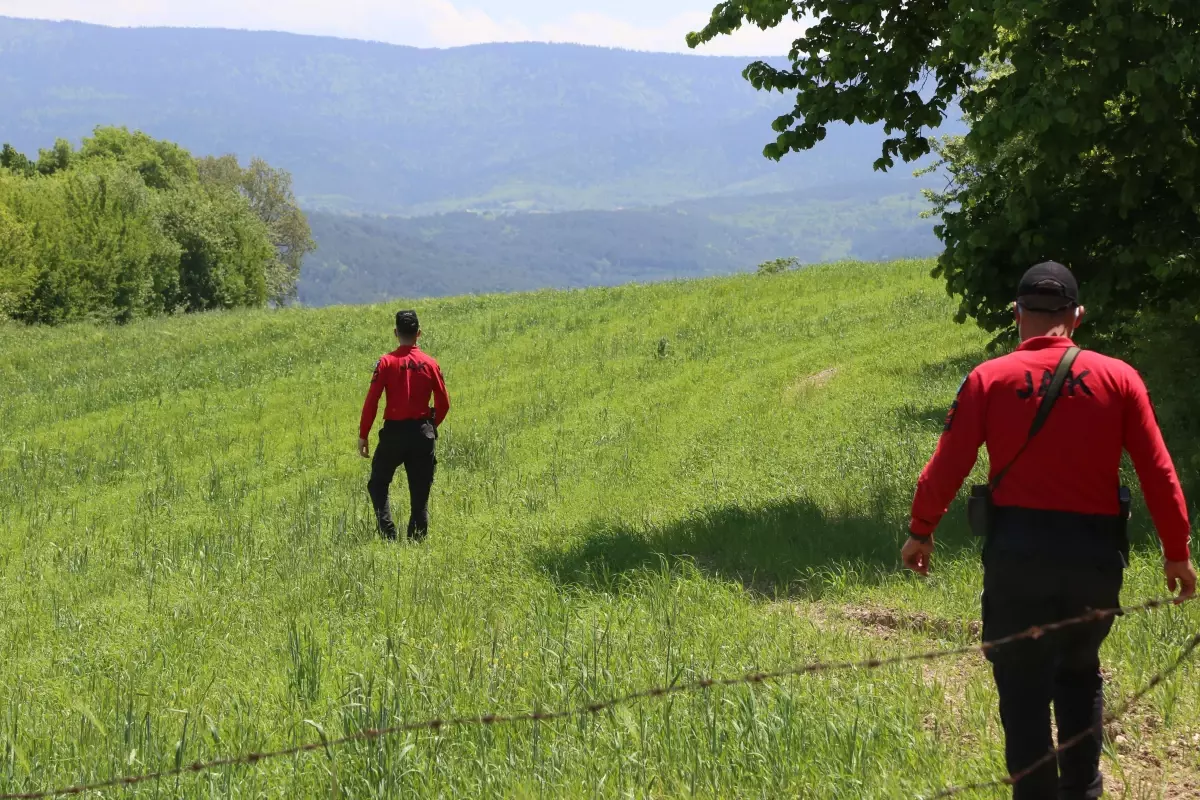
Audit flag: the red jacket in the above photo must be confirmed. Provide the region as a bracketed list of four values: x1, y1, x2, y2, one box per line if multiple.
[359, 346, 450, 439]
[910, 336, 1191, 562]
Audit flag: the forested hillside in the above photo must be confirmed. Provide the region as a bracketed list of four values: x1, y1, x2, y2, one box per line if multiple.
[301, 180, 937, 305]
[0, 17, 954, 216]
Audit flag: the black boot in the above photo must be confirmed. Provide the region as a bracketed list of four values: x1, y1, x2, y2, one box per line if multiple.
[376, 507, 399, 541]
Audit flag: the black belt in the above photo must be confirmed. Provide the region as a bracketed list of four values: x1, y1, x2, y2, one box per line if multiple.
[987, 505, 1129, 569]
[382, 417, 434, 428]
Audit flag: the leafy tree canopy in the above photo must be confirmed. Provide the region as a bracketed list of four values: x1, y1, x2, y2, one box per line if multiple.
[0, 127, 311, 324]
[198, 155, 316, 305]
[690, 1, 1200, 344]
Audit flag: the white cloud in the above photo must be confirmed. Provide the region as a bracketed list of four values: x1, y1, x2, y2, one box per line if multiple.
[0, 1, 524, 44]
[0, 0, 807, 55]
[532, 10, 806, 56]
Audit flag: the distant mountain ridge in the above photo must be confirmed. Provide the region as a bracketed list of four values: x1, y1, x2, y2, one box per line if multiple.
[0, 16, 952, 216]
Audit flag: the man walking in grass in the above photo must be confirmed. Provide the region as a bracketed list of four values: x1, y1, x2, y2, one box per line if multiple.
[902, 262, 1196, 800]
[359, 310, 450, 541]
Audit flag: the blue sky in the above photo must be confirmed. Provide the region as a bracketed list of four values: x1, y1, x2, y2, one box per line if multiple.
[0, 0, 808, 55]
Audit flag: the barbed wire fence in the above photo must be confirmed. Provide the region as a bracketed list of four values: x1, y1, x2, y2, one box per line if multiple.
[1, 597, 1194, 800]
[928, 626, 1200, 798]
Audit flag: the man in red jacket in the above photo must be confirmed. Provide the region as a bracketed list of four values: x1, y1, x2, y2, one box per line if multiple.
[359, 310, 450, 541]
[903, 262, 1195, 800]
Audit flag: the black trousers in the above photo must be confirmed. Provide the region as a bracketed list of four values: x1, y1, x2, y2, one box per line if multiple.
[367, 420, 437, 540]
[983, 555, 1123, 800]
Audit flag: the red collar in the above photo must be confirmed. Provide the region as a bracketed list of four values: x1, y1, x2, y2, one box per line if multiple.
[393, 345, 421, 355]
[1017, 336, 1076, 352]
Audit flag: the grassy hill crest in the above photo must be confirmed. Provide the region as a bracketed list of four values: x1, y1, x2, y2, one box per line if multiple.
[1, 261, 1196, 797]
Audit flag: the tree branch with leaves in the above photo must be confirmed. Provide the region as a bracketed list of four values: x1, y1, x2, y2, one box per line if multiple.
[198, 155, 316, 306]
[690, 0, 1200, 345]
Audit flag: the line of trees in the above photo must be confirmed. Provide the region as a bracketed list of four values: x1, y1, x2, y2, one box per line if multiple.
[0, 127, 314, 325]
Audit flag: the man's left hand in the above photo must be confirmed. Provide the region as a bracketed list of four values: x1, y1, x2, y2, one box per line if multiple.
[358, 438, 370, 459]
[902, 535, 934, 576]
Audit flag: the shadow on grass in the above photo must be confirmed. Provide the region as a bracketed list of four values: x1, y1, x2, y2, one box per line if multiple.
[917, 353, 986, 383]
[893, 352, 989, 431]
[896, 404, 951, 433]
[538, 496, 980, 600]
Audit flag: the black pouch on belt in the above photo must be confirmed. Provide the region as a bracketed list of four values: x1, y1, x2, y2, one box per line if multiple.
[967, 485, 994, 539]
[966, 346, 1081, 538]
[1117, 485, 1132, 565]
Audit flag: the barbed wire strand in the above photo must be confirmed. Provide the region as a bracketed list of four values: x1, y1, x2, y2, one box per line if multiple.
[0, 596, 1189, 800]
[927, 627, 1200, 798]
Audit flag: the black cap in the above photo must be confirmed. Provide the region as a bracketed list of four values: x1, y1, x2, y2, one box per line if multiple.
[1017, 261, 1079, 312]
[395, 310, 420, 335]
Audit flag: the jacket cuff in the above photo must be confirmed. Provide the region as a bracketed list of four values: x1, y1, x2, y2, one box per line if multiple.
[909, 518, 936, 537]
[1163, 539, 1191, 563]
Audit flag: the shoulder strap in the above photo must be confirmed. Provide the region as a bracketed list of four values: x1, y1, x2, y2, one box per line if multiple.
[989, 346, 1081, 492]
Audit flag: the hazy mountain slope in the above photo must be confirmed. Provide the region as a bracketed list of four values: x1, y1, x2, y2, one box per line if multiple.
[0, 17, 952, 215]
[301, 180, 939, 305]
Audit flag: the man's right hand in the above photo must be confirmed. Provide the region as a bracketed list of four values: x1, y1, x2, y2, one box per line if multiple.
[358, 437, 370, 459]
[902, 535, 934, 576]
[1164, 560, 1198, 604]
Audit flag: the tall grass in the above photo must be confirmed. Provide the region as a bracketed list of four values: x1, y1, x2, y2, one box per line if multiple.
[0, 260, 1196, 797]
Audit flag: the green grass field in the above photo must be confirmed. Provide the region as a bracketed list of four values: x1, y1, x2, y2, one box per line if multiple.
[1, 260, 1197, 798]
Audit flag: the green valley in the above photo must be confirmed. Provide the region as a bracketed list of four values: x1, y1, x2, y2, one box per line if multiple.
[300, 181, 937, 305]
